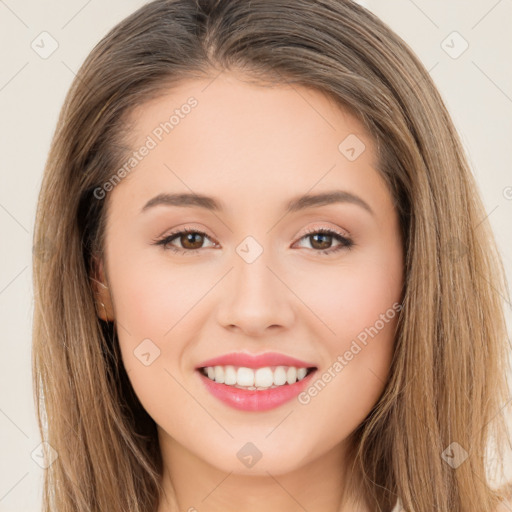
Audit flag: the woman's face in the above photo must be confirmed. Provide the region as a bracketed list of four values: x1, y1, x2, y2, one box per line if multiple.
[98, 71, 404, 477]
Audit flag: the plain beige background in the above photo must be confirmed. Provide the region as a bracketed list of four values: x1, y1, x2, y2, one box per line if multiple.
[0, 1, 511, 510]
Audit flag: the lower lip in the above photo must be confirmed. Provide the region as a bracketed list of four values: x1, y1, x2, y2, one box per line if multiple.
[196, 369, 317, 412]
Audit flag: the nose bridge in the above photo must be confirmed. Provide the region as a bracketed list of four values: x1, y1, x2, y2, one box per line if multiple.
[216, 236, 295, 334]
[232, 241, 279, 311]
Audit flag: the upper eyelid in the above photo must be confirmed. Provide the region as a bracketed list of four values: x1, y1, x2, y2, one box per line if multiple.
[160, 226, 351, 246]
[162, 221, 350, 238]
[300, 225, 350, 238]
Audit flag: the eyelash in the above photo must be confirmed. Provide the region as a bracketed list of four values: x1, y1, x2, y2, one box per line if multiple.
[152, 226, 354, 256]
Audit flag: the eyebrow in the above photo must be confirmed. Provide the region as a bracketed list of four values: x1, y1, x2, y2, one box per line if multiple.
[141, 190, 374, 216]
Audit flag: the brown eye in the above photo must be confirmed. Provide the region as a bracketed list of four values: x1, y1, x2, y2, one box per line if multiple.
[308, 232, 334, 250]
[179, 232, 205, 250]
[154, 227, 353, 256]
[295, 228, 354, 255]
[154, 228, 216, 254]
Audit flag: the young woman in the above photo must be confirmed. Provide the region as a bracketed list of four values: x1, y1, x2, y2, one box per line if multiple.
[32, 1, 512, 510]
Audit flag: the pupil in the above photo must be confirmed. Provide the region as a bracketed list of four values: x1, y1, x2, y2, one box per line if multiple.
[312, 233, 331, 249]
[184, 233, 203, 249]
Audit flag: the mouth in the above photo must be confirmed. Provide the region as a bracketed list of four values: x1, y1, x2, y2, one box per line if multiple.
[197, 365, 317, 390]
[195, 362, 318, 412]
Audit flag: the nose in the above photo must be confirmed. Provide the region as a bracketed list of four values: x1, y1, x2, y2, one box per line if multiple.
[215, 251, 296, 337]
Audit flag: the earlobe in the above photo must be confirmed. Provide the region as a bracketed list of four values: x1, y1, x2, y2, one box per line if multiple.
[90, 257, 114, 322]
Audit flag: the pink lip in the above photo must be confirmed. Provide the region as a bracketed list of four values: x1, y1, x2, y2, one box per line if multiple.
[197, 368, 318, 412]
[195, 351, 317, 370]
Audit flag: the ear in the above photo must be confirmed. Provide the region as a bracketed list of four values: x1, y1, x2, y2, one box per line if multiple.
[90, 256, 114, 322]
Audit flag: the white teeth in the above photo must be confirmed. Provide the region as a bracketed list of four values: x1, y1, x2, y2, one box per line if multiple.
[286, 367, 297, 385]
[224, 365, 237, 385]
[237, 367, 254, 386]
[254, 367, 274, 388]
[273, 366, 287, 386]
[297, 367, 307, 380]
[214, 366, 225, 384]
[200, 365, 313, 389]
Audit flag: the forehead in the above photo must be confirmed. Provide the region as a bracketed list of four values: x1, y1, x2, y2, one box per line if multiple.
[127, 72, 370, 153]
[109, 72, 391, 220]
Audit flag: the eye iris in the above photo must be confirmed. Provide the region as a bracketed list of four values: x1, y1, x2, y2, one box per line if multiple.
[181, 232, 204, 249]
[310, 233, 332, 250]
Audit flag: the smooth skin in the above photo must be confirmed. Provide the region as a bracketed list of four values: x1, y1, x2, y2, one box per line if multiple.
[95, 71, 404, 512]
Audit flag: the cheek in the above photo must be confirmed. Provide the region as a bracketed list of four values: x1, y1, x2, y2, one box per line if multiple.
[105, 243, 185, 383]
[292, 241, 402, 413]
[107, 244, 197, 337]
[107, 250, 198, 429]
[293, 243, 402, 346]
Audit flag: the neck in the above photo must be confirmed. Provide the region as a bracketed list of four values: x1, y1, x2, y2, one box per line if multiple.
[156, 430, 369, 512]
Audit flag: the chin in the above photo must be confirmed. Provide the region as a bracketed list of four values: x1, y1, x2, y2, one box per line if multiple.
[202, 439, 314, 476]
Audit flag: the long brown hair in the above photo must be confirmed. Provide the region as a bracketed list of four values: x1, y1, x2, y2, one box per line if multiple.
[32, 0, 512, 510]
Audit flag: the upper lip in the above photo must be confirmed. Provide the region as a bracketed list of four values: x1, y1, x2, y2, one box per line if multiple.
[195, 351, 318, 370]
